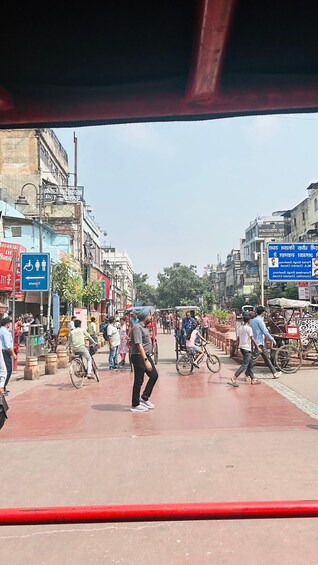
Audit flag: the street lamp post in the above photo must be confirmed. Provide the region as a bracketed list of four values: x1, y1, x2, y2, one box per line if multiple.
[16, 183, 44, 325]
[255, 237, 265, 306]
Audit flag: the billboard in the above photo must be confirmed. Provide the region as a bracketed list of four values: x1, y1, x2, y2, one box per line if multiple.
[268, 242, 318, 282]
[258, 222, 285, 239]
[0, 242, 26, 291]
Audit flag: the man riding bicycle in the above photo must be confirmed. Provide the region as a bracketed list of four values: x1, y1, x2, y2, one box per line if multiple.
[69, 319, 98, 377]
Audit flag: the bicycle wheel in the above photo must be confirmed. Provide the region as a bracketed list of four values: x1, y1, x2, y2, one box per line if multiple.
[70, 357, 85, 388]
[176, 354, 193, 375]
[275, 344, 302, 373]
[153, 341, 159, 365]
[91, 358, 100, 382]
[206, 353, 221, 373]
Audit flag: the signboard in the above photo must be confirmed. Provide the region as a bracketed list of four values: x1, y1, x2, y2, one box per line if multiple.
[298, 282, 310, 300]
[268, 243, 318, 282]
[258, 222, 285, 239]
[20, 253, 50, 291]
[0, 242, 26, 291]
[73, 307, 87, 330]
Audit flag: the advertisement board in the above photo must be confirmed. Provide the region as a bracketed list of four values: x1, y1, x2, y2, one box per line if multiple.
[0, 242, 26, 291]
[258, 223, 285, 239]
[268, 242, 318, 282]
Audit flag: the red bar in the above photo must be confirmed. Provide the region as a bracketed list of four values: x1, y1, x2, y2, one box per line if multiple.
[0, 501, 317, 526]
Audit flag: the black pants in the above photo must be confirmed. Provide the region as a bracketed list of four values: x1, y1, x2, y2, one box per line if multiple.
[3, 350, 12, 388]
[253, 344, 276, 375]
[235, 348, 254, 379]
[201, 327, 209, 340]
[131, 354, 158, 407]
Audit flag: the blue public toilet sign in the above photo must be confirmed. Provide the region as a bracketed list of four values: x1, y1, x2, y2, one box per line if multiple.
[267, 242, 318, 282]
[20, 253, 50, 291]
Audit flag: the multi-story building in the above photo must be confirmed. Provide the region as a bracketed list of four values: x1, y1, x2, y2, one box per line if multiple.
[283, 182, 318, 242]
[225, 250, 241, 303]
[102, 247, 134, 312]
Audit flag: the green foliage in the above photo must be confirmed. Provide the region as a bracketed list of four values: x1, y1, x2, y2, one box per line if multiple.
[202, 276, 216, 312]
[214, 309, 229, 323]
[156, 263, 203, 308]
[231, 296, 246, 310]
[82, 280, 103, 306]
[283, 283, 298, 300]
[133, 273, 157, 306]
[52, 256, 83, 305]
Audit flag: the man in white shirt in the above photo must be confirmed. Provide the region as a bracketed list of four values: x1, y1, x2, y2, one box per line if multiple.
[107, 316, 120, 370]
[229, 315, 261, 387]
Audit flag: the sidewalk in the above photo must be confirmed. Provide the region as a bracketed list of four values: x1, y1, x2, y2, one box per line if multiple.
[7, 343, 110, 400]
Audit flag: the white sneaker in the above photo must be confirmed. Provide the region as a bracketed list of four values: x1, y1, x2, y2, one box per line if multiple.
[273, 371, 282, 379]
[130, 404, 148, 412]
[140, 398, 155, 409]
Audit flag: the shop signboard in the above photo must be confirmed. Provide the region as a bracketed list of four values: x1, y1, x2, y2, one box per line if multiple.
[268, 242, 318, 282]
[0, 242, 26, 291]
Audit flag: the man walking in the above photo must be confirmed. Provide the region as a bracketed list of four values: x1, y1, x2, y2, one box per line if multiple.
[0, 317, 17, 395]
[250, 306, 282, 379]
[229, 314, 261, 386]
[200, 312, 210, 341]
[107, 316, 120, 370]
[130, 308, 158, 412]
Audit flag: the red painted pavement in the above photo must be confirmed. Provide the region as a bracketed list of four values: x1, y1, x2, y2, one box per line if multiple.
[1, 334, 315, 442]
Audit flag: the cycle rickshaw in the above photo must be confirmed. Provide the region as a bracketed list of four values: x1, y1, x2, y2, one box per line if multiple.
[174, 305, 201, 360]
[159, 308, 174, 334]
[265, 298, 318, 373]
[126, 306, 159, 366]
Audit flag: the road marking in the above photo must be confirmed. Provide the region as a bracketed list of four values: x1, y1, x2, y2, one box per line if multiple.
[265, 379, 318, 421]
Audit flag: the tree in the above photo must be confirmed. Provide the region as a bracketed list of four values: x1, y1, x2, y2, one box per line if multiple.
[52, 256, 83, 305]
[133, 273, 157, 306]
[157, 263, 203, 308]
[283, 283, 298, 300]
[202, 276, 216, 312]
[82, 280, 103, 308]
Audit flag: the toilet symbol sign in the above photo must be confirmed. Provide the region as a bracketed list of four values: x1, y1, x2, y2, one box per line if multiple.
[20, 253, 50, 291]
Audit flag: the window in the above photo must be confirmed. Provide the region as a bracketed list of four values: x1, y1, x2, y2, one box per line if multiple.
[11, 226, 22, 237]
[293, 218, 297, 227]
[314, 198, 318, 211]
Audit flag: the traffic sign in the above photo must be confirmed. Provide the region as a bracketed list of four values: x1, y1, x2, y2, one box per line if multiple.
[268, 243, 318, 282]
[20, 253, 50, 291]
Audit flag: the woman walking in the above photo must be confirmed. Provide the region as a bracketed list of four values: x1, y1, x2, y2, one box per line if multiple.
[119, 317, 129, 366]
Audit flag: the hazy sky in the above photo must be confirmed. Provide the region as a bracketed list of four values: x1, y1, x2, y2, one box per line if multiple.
[54, 113, 318, 285]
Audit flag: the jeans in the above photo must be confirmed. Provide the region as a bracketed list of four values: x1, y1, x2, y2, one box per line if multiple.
[109, 345, 119, 369]
[3, 350, 13, 388]
[253, 344, 276, 375]
[131, 354, 158, 407]
[235, 348, 254, 379]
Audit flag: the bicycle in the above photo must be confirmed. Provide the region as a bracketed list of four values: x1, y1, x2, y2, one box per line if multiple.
[176, 342, 221, 376]
[69, 345, 100, 388]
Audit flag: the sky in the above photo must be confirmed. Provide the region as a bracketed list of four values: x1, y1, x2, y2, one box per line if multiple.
[54, 113, 318, 285]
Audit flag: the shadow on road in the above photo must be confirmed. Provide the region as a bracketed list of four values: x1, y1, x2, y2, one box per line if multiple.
[91, 404, 130, 412]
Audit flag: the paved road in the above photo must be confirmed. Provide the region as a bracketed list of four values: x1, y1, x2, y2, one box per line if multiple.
[1, 331, 317, 564]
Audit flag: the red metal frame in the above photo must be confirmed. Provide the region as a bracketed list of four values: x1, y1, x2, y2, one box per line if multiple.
[0, 500, 317, 526]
